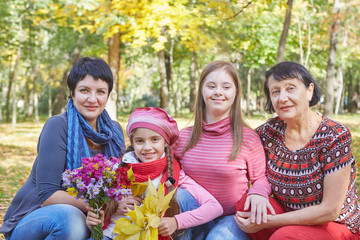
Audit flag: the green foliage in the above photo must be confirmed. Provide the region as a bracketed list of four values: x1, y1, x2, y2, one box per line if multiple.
[0, 0, 359, 119]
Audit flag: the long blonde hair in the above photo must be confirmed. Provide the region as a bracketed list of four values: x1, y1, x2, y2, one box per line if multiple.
[185, 60, 248, 161]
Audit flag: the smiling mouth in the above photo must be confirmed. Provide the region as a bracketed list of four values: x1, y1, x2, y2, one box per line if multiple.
[85, 106, 98, 110]
[143, 153, 155, 159]
[280, 105, 293, 110]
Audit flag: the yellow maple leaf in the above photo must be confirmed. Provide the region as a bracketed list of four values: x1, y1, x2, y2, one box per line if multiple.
[114, 179, 176, 240]
[127, 167, 148, 196]
[113, 218, 142, 236]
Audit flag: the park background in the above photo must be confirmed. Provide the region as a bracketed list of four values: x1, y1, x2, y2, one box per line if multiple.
[0, 0, 360, 238]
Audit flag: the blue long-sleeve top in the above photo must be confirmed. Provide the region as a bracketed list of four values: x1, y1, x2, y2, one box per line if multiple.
[0, 112, 124, 237]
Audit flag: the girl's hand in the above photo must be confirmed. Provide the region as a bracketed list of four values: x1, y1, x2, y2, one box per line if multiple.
[234, 211, 267, 233]
[158, 217, 178, 236]
[85, 205, 104, 230]
[244, 194, 275, 224]
[116, 195, 143, 215]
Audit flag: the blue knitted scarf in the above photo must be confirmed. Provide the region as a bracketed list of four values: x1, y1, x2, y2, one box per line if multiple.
[66, 99, 125, 169]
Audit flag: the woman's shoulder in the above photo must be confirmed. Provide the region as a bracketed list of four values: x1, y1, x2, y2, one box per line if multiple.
[39, 113, 68, 140]
[43, 112, 67, 128]
[255, 116, 282, 133]
[319, 116, 351, 139]
[112, 120, 123, 131]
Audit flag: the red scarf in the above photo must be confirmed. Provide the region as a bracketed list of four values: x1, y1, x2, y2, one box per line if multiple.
[123, 154, 180, 194]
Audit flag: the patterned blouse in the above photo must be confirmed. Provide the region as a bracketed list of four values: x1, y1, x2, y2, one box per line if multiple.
[256, 116, 360, 233]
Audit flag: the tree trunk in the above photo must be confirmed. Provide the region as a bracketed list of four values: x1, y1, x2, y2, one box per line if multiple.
[335, 29, 347, 115]
[52, 47, 81, 115]
[34, 86, 39, 123]
[165, 38, 175, 114]
[334, 65, 343, 115]
[304, 22, 312, 67]
[11, 48, 22, 128]
[246, 68, 253, 118]
[117, 40, 124, 111]
[277, 0, 293, 63]
[52, 71, 69, 115]
[107, 32, 120, 120]
[11, 79, 17, 129]
[0, 82, 3, 122]
[189, 51, 197, 112]
[324, 0, 341, 117]
[24, 69, 32, 117]
[48, 83, 52, 118]
[297, 17, 304, 65]
[7, 45, 22, 123]
[26, 63, 39, 120]
[158, 50, 168, 111]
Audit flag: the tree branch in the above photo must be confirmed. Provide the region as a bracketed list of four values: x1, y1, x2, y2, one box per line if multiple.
[224, 0, 254, 20]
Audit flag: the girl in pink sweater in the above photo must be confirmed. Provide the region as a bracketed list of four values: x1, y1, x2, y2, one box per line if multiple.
[174, 61, 274, 240]
[86, 107, 223, 239]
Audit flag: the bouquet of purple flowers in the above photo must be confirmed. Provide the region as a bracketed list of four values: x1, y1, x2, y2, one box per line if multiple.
[62, 153, 132, 240]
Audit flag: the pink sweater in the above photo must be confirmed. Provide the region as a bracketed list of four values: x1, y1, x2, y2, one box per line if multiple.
[174, 117, 271, 215]
[119, 152, 223, 231]
[175, 170, 223, 229]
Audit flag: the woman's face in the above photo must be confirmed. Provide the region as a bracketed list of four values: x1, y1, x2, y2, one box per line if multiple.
[201, 70, 236, 122]
[132, 128, 166, 163]
[72, 74, 109, 129]
[268, 76, 314, 121]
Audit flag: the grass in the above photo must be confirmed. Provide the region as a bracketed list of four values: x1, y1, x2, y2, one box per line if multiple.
[1, 113, 360, 239]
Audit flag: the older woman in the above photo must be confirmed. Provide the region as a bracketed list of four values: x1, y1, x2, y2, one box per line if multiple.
[1, 57, 126, 239]
[235, 61, 360, 239]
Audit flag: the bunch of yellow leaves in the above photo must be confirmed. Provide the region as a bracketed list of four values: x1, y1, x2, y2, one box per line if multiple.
[113, 179, 176, 240]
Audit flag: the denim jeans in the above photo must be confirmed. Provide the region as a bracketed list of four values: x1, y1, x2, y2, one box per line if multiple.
[176, 188, 250, 240]
[8, 204, 89, 240]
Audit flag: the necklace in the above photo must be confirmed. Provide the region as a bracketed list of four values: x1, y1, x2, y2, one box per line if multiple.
[85, 136, 101, 150]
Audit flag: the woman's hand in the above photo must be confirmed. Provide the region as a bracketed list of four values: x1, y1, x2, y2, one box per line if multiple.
[244, 194, 275, 224]
[85, 205, 104, 230]
[116, 195, 143, 215]
[235, 211, 268, 233]
[158, 217, 178, 236]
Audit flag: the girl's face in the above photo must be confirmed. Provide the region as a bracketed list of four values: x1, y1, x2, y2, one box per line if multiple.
[202, 70, 236, 122]
[132, 128, 167, 163]
[268, 76, 314, 121]
[72, 74, 109, 129]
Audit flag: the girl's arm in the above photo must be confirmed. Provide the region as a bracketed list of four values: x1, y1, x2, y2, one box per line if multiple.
[245, 130, 271, 197]
[172, 170, 223, 230]
[243, 130, 273, 223]
[235, 164, 351, 232]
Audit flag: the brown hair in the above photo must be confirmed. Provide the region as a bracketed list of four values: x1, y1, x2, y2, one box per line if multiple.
[185, 60, 248, 160]
[164, 145, 180, 217]
[103, 199, 118, 224]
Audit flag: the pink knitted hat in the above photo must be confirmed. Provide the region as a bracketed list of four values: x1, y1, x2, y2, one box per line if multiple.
[126, 107, 179, 146]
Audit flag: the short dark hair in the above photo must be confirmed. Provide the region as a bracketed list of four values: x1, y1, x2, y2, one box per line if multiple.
[264, 61, 321, 113]
[67, 57, 113, 97]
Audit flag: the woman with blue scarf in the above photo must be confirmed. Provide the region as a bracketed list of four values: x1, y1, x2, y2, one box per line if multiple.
[1, 57, 126, 240]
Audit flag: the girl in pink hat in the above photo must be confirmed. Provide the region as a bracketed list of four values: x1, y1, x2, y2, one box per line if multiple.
[174, 60, 274, 240]
[86, 107, 223, 240]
